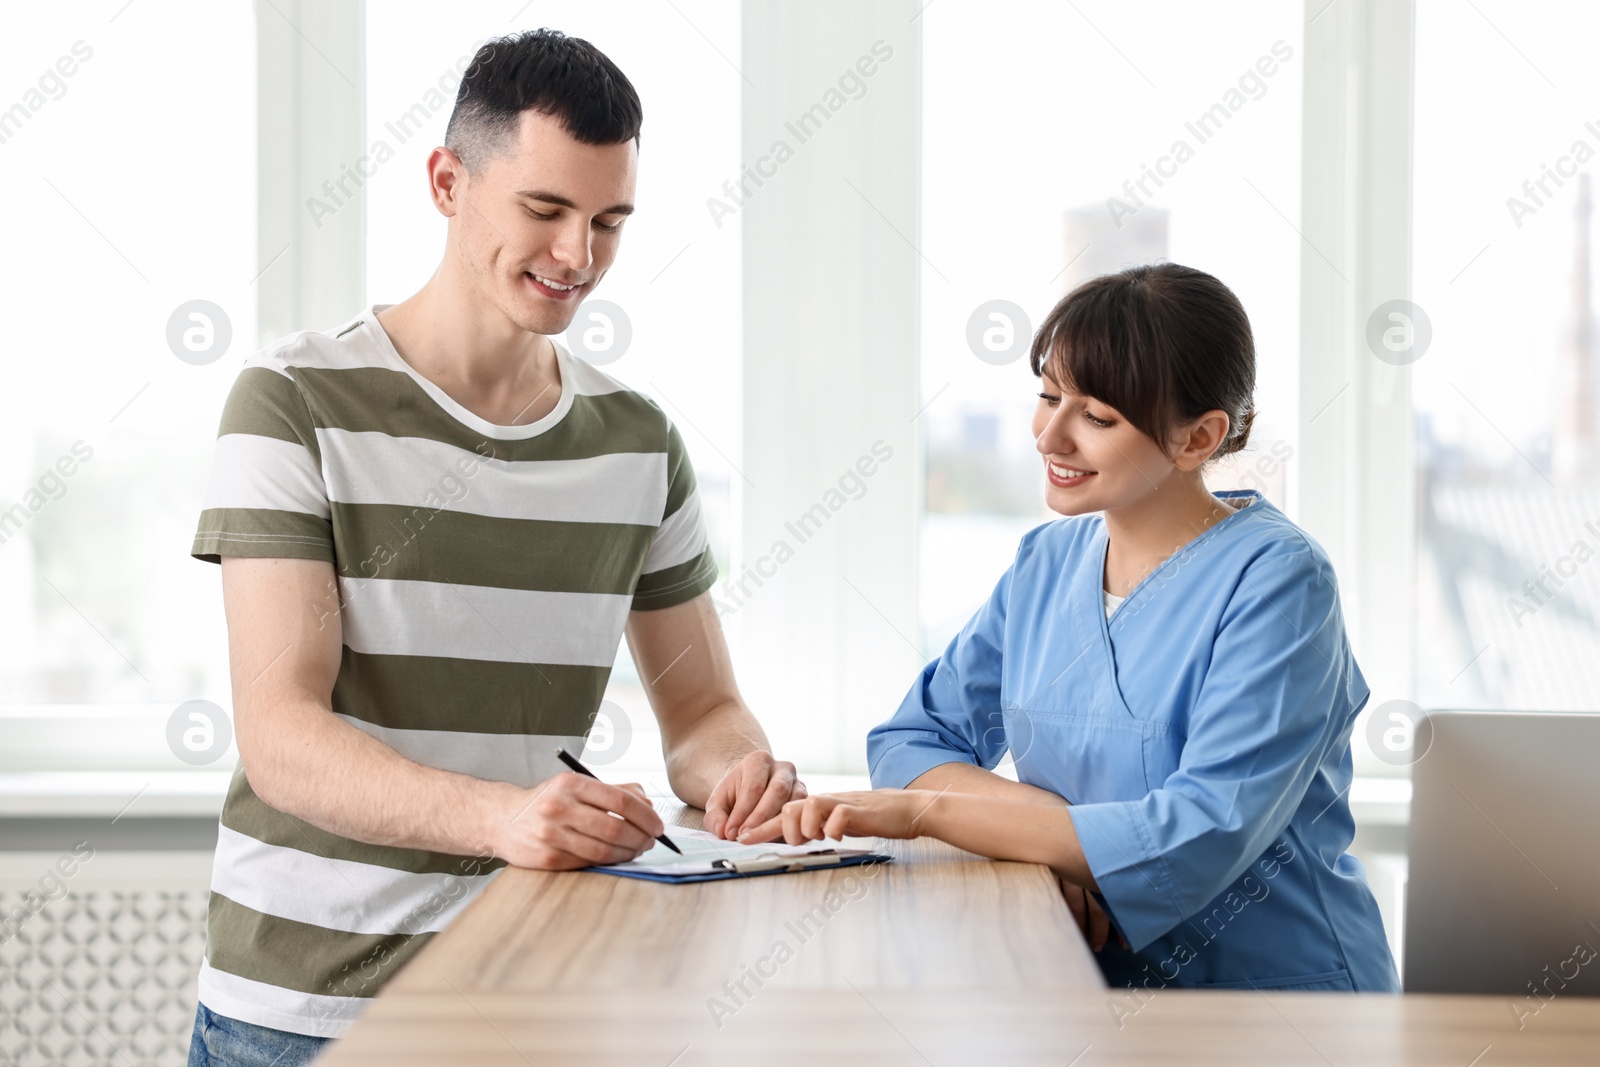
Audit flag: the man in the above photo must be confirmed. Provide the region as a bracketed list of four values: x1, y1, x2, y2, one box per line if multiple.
[185, 28, 803, 1064]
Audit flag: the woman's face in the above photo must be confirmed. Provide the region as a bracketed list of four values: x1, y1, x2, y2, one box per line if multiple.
[1030, 369, 1180, 517]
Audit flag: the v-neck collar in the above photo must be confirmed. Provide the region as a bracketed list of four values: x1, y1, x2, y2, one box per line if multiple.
[1066, 490, 1266, 722]
[1093, 489, 1267, 628]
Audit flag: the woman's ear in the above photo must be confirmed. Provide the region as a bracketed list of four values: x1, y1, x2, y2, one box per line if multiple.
[1170, 409, 1231, 472]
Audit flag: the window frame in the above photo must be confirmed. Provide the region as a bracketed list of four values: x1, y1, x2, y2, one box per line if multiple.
[1297, 0, 1418, 775]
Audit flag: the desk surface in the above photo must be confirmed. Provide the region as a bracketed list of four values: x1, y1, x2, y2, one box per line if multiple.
[381, 801, 1103, 996]
[319, 987, 1600, 1066]
[320, 803, 1600, 1066]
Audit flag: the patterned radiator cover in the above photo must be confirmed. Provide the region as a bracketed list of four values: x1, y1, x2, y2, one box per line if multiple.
[0, 888, 207, 1067]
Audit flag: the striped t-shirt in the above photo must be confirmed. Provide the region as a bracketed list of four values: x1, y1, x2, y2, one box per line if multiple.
[189, 304, 718, 1038]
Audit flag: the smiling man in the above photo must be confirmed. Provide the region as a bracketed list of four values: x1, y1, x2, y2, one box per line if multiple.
[185, 29, 803, 1065]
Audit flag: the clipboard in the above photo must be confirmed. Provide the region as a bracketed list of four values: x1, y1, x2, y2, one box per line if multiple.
[587, 827, 891, 884]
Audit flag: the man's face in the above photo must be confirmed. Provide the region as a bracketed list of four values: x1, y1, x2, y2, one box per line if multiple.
[450, 109, 637, 336]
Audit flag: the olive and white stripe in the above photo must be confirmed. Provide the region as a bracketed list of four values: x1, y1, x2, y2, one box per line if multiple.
[190, 304, 719, 1038]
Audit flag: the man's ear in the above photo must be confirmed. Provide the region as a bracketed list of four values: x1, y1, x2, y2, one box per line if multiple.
[1170, 409, 1231, 472]
[427, 146, 469, 217]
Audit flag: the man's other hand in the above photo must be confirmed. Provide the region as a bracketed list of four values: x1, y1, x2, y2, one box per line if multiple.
[703, 751, 806, 840]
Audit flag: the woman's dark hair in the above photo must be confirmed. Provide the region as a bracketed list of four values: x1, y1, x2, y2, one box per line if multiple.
[1028, 262, 1257, 460]
[445, 28, 643, 173]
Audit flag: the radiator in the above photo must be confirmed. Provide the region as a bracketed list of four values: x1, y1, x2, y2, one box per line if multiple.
[1, 854, 210, 1067]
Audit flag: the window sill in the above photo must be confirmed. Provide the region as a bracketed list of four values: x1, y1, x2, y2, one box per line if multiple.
[0, 771, 1412, 825]
[0, 771, 232, 817]
[1348, 776, 1411, 827]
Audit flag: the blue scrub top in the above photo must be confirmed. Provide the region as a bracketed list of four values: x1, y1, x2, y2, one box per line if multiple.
[868, 491, 1400, 993]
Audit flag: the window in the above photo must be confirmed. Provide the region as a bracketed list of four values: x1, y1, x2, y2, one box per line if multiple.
[0, 2, 254, 713]
[917, 0, 1304, 655]
[1412, 0, 1600, 711]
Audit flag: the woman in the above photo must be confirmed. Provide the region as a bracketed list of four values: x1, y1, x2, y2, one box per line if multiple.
[741, 263, 1400, 992]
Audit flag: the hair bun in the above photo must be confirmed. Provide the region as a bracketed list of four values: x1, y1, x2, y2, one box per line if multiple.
[1223, 404, 1256, 457]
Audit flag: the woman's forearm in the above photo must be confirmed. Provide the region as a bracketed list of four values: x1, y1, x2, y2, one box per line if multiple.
[913, 789, 1098, 889]
[907, 761, 1071, 807]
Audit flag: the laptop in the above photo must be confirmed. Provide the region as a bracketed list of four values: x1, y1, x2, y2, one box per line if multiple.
[1404, 710, 1600, 998]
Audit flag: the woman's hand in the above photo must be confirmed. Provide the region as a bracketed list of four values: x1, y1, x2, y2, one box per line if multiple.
[1060, 877, 1128, 953]
[741, 789, 1099, 895]
[737, 789, 935, 845]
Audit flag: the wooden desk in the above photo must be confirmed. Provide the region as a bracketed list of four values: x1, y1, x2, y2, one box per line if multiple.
[318, 804, 1600, 1065]
[380, 802, 1103, 996]
[319, 987, 1600, 1065]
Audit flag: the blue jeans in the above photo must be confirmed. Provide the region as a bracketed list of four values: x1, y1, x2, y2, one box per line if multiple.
[187, 1002, 331, 1066]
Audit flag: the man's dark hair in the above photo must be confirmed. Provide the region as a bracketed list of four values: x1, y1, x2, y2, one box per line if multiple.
[444, 28, 643, 173]
[1029, 263, 1257, 460]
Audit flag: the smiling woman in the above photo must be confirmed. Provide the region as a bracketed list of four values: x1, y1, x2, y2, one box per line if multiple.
[746, 261, 1400, 996]
[1027, 262, 1258, 521]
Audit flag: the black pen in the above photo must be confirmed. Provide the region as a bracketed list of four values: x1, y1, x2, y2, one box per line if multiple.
[554, 748, 682, 855]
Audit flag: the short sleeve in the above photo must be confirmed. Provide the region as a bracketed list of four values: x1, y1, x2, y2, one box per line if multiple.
[630, 422, 718, 610]
[866, 560, 1013, 787]
[191, 366, 334, 564]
